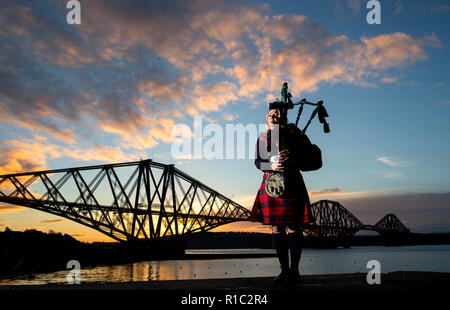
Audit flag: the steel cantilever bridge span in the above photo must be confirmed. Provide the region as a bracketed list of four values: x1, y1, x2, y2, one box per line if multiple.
[0, 159, 250, 242]
[0, 159, 409, 243]
[306, 200, 409, 246]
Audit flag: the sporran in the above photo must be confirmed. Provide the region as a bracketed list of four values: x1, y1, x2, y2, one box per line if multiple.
[265, 172, 286, 198]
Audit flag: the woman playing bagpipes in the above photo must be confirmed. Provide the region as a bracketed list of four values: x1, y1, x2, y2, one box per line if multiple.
[249, 99, 321, 285]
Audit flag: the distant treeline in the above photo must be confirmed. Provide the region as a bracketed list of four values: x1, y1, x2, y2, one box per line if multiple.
[0, 228, 181, 276]
[1, 228, 449, 276]
[1, 228, 88, 276]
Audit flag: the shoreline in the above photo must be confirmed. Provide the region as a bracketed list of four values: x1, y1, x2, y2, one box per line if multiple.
[1, 271, 449, 290]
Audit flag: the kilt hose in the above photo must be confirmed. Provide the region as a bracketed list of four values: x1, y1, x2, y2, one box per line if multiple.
[250, 171, 313, 225]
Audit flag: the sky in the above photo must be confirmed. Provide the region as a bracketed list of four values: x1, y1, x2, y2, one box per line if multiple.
[0, 0, 449, 243]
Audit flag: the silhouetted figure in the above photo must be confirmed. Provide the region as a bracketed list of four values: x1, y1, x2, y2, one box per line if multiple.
[250, 102, 316, 285]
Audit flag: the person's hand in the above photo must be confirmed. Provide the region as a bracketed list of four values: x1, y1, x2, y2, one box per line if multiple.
[271, 161, 284, 172]
[271, 150, 289, 172]
[278, 150, 289, 164]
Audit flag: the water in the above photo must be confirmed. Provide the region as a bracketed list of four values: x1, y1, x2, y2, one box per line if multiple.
[0, 245, 449, 286]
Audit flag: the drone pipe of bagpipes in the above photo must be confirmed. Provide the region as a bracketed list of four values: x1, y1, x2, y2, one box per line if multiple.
[294, 102, 304, 127]
[292, 99, 322, 107]
[301, 103, 321, 134]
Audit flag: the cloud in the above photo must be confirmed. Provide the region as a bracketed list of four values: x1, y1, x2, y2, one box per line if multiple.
[346, 0, 362, 14]
[310, 188, 344, 196]
[377, 156, 398, 167]
[309, 189, 372, 200]
[0, 2, 188, 149]
[431, 4, 450, 12]
[0, 5, 40, 38]
[190, 81, 239, 113]
[0, 138, 134, 175]
[359, 32, 440, 70]
[376, 156, 410, 167]
[435, 99, 450, 106]
[375, 156, 411, 178]
[41, 219, 65, 224]
[222, 112, 239, 121]
[394, 2, 404, 14]
[0, 202, 25, 214]
[380, 76, 399, 83]
[0, 0, 442, 169]
[0, 142, 48, 175]
[138, 79, 184, 105]
[333, 0, 362, 17]
[61, 143, 133, 164]
[148, 118, 180, 144]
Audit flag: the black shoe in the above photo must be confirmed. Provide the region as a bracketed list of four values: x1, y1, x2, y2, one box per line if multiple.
[287, 268, 301, 285]
[273, 269, 289, 284]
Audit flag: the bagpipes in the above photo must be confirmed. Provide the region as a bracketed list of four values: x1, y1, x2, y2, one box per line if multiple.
[279, 81, 330, 134]
[264, 82, 330, 198]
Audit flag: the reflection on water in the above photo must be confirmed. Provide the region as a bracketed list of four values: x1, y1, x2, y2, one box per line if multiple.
[1, 245, 449, 286]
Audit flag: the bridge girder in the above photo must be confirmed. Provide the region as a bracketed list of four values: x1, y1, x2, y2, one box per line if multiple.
[303, 200, 364, 238]
[0, 160, 250, 242]
[374, 214, 410, 234]
[303, 200, 410, 244]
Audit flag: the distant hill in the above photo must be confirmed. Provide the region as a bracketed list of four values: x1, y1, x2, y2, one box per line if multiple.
[0, 228, 180, 276]
[0, 228, 88, 276]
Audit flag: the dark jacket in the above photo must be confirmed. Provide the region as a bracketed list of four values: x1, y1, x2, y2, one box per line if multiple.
[251, 124, 316, 224]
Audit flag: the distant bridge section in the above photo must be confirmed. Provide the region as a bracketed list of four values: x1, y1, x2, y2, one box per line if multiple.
[304, 200, 410, 246]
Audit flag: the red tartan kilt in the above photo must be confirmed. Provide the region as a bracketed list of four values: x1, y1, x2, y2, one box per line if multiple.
[250, 171, 312, 225]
